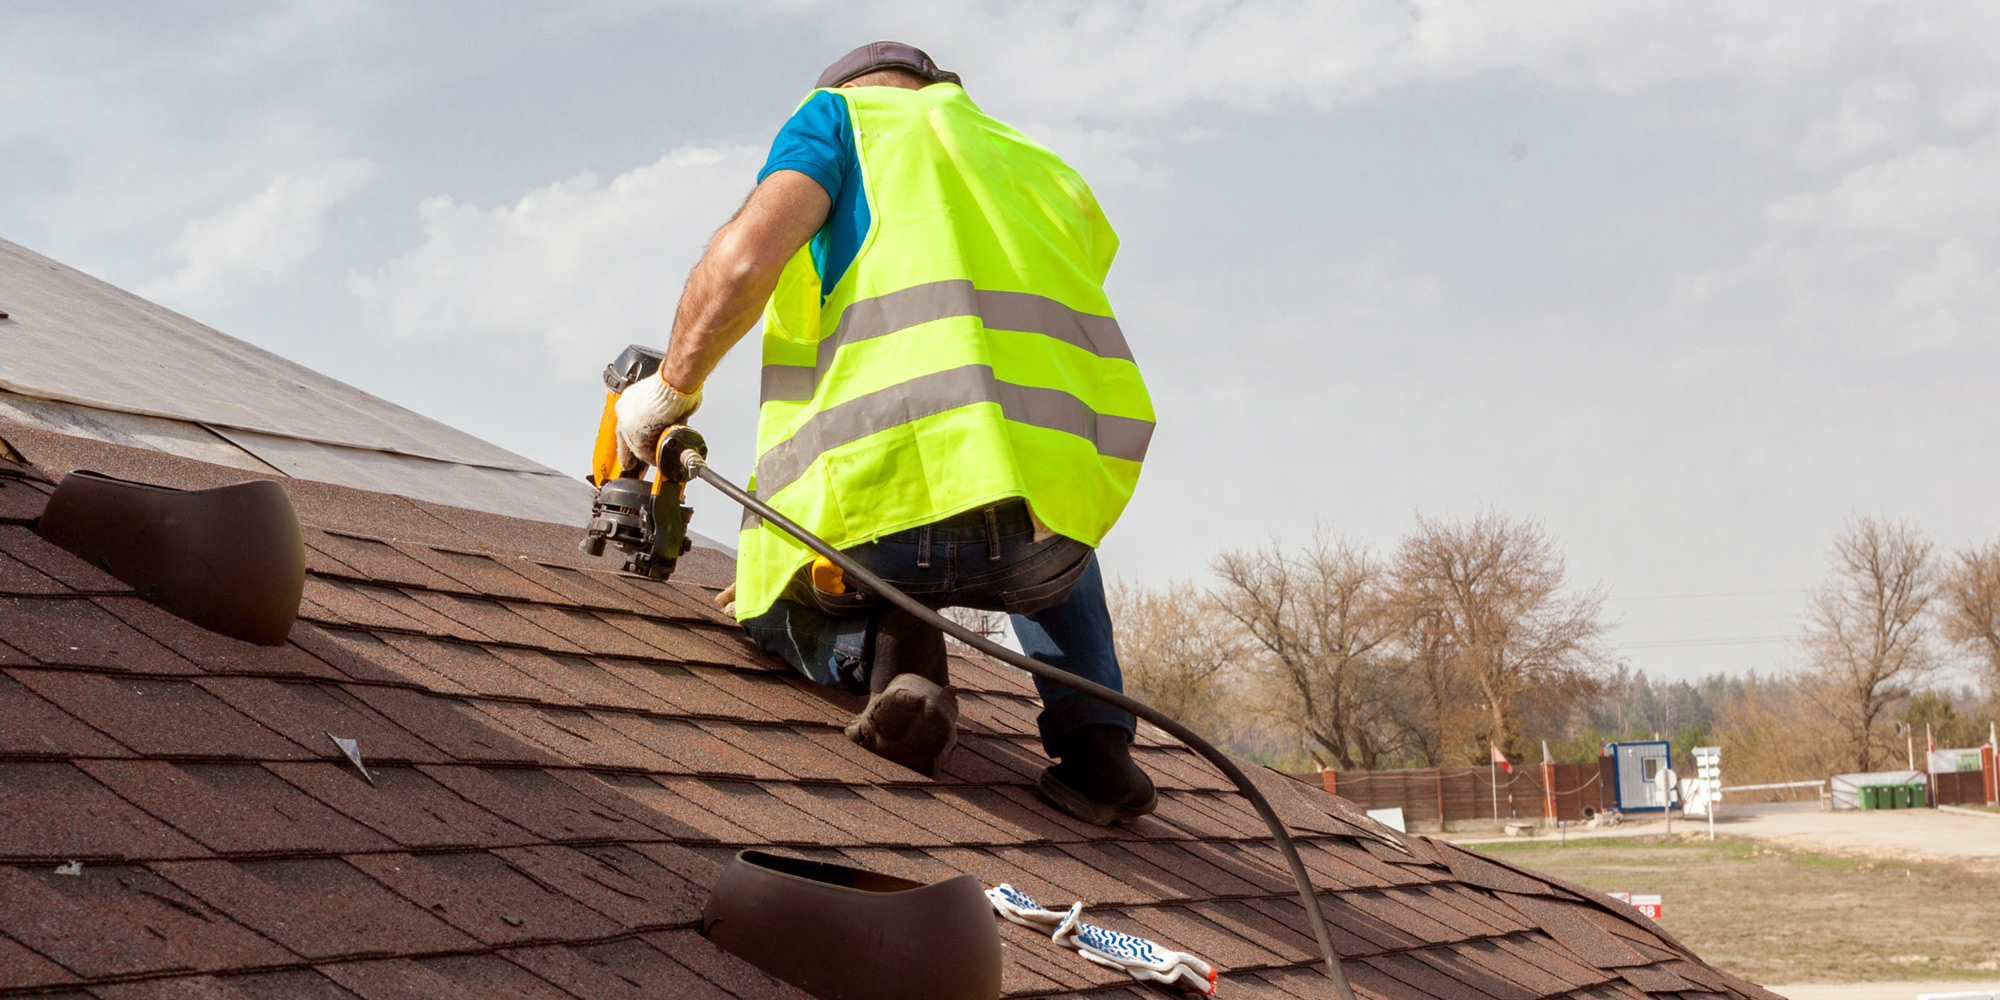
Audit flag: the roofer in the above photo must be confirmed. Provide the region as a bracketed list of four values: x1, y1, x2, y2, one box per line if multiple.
[614, 42, 1156, 825]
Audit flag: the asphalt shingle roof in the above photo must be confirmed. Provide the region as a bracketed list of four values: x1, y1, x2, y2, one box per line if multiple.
[0, 415, 1779, 1000]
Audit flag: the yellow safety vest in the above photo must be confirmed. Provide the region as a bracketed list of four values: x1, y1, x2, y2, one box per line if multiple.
[736, 83, 1153, 620]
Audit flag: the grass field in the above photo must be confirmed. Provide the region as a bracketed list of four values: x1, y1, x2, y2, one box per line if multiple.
[1471, 835, 2000, 985]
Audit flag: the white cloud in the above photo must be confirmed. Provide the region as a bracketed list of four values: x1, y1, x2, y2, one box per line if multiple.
[349, 145, 761, 376]
[1770, 138, 2000, 236]
[846, 0, 1872, 122]
[144, 158, 379, 300]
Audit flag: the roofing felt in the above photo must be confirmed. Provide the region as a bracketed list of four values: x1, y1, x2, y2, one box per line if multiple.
[0, 238, 595, 527]
[0, 417, 1780, 1000]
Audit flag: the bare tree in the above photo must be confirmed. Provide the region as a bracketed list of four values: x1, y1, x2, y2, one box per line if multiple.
[1384, 603, 1482, 766]
[1939, 540, 2000, 706]
[1104, 581, 1242, 734]
[1388, 510, 1609, 761]
[1210, 532, 1407, 769]
[1800, 516, 1939, 772]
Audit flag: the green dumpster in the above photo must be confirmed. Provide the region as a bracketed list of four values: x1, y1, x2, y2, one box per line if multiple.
[1895, 785, 1910, 808]
[1858, 786, 1877, 810]
[1910, 783, 1928, 808]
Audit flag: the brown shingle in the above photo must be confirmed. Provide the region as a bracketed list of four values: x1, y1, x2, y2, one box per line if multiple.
[196, 677, 443, 764]
[410, 953, 579, 1000]
[0, 670, 128, 757]
[100, 598, 346, 681]
[219, 969, 364, 1000]
[0, 524, 130, 593]
[1364, 953, 1483, 1000]
[601, 716, 783, 781]
[0, 762, 204, 861]
[266, 761, 532, 850]
[396, 545, 568, 604]
[419, 765, 664, 842]
[0, 547, 63, 595]
[154, 858, 476, 960]
[315, 958, 488, 1000]
[287, 626, 436, 687]
[347, 850, 620, 945]
[469, 702, 671, 770]
[82, 761, 394, 855]
[378, 635, 574, 703]
[706, 721, 883, 784]
[301, 580, 452, 635]
[16, 672, 310, 760]
[505, 938, 732, 1000]
[404, 592, 578, 651]
[646, 929, 817, 1000]
[489, 648, 666, 712]
[344, 688, 553, 765]
[0, 933, 77, 990]
[0, 598, 198, 673]
[0, 864, 291, 978]
[493, 844, 704, 930]
[1499, 893, 1649, 969]
[0, 476, 53, 521]
[306, 532, 460, 590]
[654, 776, 850, 845]
[765, 784, 944, 847]
[598, 662, 773, 720]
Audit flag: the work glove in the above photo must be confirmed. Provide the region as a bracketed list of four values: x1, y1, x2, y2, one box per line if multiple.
[613, 373, 702, 470]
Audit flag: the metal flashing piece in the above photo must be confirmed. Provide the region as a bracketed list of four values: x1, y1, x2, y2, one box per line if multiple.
[36, 470, 306, 645]
[701, 850, 1001, 1000]
[327, 733, 374, 784]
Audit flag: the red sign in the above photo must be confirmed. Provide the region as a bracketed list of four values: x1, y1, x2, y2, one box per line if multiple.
[1606, 892, 1663, 920]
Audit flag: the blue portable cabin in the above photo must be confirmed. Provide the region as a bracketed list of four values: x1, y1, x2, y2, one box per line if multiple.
[1604, 740, 1673, 811]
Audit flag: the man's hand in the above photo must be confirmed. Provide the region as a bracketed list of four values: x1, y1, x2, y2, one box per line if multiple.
[613, 374, 702, 469]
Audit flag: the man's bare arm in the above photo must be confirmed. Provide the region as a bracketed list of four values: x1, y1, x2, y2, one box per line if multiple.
[658, 170, 832, 393]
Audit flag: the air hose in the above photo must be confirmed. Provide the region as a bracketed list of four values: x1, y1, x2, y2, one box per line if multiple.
[683, 453, 1356, 999]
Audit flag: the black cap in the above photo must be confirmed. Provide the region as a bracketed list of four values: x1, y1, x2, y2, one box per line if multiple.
[815, 41, 961, 90]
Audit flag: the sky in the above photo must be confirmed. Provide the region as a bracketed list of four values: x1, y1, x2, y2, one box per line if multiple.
[5, 1, 1999, 684]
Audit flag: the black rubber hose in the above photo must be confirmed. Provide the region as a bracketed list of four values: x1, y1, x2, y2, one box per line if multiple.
[687, 457, 1355, 998]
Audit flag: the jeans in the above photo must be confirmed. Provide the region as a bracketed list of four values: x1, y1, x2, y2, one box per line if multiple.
[742, 499, 1135, 755]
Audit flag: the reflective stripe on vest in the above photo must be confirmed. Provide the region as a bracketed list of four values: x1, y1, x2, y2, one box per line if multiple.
[759, 279, 1134, 402]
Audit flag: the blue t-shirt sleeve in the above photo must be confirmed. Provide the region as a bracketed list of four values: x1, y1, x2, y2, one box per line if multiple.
[759, 91, 851, 200]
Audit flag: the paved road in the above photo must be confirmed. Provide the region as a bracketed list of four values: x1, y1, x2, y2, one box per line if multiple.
[1711, 802, 2000, 863]
[1766, 981, 2000, 1000]
[1445, 802, 2000, 864]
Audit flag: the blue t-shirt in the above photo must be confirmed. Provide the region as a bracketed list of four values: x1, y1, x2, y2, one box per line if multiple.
[758, 90, 871, 303]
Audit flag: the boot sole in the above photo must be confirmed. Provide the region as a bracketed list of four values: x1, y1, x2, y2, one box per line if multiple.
[1037, 767, 1159, 827]
[845, 675, 958, 777]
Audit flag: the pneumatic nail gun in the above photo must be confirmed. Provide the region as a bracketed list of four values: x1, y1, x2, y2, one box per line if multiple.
[579, 345, 707, 581]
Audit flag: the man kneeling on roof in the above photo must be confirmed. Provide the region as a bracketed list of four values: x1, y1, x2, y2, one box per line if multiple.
[614, 42, 1157, 825]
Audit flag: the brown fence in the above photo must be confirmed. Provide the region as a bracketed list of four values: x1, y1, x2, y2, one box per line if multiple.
[1933, 770, 1991, 807]
[1311, 762, 1610, 829]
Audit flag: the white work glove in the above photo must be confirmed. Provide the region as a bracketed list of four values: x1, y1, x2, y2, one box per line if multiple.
[987, 884, 1218, 995]
[613, 373, 702, 470]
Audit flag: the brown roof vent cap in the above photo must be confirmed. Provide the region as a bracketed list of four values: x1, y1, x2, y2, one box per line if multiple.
[702, 850, 1000, 1000]
[36, 470, 305, 645]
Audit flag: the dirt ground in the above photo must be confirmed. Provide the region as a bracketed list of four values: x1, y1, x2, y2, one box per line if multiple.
[1470, 834, 2000, 987]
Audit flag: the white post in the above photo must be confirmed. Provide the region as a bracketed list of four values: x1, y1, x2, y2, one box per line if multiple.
[1491, 758, 1498, 825]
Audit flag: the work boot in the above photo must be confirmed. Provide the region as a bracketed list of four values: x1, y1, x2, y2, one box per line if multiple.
[844, 673, 959, 777]
[1037, 723, 1157, 826]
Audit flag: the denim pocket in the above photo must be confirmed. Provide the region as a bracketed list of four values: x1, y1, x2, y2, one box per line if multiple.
[808, 584, 877, 617]
[995, 543, 1093, 615]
